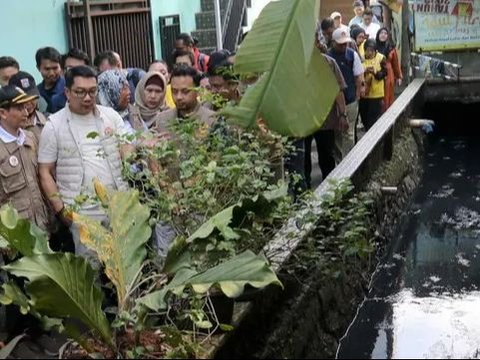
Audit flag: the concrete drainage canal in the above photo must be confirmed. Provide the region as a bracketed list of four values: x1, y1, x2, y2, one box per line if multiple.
[338, 101, 480, 359]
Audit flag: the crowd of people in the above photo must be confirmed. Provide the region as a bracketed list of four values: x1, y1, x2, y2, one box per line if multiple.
[0, 32, 238, 255]
[311, 0, 403, 184]
[0, 1, 403, 257]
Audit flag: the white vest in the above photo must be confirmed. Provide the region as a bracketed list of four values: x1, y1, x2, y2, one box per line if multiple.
[48, 105, 128, 205]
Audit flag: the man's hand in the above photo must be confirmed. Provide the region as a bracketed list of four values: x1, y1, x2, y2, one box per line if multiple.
[339, 114, 349, 133]
[357, 85, 366, 100]
[56, 207, 73, 228]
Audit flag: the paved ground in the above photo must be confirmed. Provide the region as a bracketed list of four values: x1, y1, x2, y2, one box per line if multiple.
[310, 124, 366, 190]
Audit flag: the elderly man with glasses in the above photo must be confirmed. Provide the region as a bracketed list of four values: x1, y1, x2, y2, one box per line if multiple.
[38, 65, 134, 257]
[0, 85, 51, 230]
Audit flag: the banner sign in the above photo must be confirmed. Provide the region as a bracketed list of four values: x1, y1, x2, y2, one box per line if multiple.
[411, 0, 480, 51]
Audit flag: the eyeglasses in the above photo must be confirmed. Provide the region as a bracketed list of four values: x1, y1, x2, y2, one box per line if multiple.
[72, 88, 98, 99]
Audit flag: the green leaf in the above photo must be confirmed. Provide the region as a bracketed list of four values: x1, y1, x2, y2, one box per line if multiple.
[186, 184, 288, 244]
[186, 206, 236, 244]
[4, 253, 113, 345]
[195, 320, 213, 329]
[1, 205, 18, 229]
[219, 324, 234, 332]
[0, 235, 9, 249]
[72, 189, 151, 310]
[0, 205, 52, 256]
[136, 267, 197, 311]
[226, 0, 338, 137]
[0, 334, 25, 359]
[138, 251, 282, 312]
[163, 237, 192, 274]
[0, 282, 64, 333]
[86, 131, 100, 139]
[0, 282, 30, 315]
[185, 251, 282, 297]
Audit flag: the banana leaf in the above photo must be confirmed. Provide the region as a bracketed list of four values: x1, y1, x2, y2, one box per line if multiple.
[4, 253, 113, 346]
[224, 0, 339, 138]
[137, 251, 282, 312]
[72, 188, 151, 311]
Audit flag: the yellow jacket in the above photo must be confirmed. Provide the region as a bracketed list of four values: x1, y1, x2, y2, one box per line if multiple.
[358, 41, 365, 61]
[364, 52, 386, 99]
[165, 84, 175, 109]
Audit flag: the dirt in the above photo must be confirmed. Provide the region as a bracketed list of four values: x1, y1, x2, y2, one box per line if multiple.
[62, 329, 170, 359]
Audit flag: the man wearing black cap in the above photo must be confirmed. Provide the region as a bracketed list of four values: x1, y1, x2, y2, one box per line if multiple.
[0, 85, 51, 230]
[9, 71, 46, 141]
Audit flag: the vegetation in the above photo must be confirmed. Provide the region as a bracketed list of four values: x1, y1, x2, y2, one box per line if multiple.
[0, 190, 282, 358]
[224, 0, 339, 137]
[287, 179, 377, 280]
[0, 0, 362, 358]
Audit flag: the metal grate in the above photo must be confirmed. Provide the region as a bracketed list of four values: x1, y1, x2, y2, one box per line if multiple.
[159, 15, 181, 67]
[65, 0, 154, 70]
[223, 0, 247, 52]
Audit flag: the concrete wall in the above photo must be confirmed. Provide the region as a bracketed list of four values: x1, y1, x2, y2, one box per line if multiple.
[150, 0, 201, 60]
[0, 0, 69, 82]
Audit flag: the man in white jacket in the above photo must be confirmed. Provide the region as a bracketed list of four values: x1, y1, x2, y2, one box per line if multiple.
[38, 65, 133, 256]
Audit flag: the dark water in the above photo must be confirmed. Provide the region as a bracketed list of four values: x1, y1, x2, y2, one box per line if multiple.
[337, 136, 480, 359]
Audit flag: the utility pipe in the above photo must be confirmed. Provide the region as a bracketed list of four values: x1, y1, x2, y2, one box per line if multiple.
[214, 0, 223, 50]
[409, 119, 435, 128]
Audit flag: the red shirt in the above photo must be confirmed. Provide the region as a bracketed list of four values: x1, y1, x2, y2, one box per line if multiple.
[193, 48, 210, 73]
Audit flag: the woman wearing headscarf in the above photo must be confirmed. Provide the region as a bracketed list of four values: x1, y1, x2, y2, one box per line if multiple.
[376, 27, 403, 111]
[360, 39, 387, 131]
[97, 69, 146, 132]
[131, 71, 169, 129]
[351, 27, 367, 59]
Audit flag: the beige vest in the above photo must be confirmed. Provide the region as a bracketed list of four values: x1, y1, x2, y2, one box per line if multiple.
[0, 132, 50, 230]
[26, 110, 47, 143]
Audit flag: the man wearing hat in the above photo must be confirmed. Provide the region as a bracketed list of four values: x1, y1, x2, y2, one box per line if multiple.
[328, 28, 365, 157]
[0, 85, 51, 230]
[9, 71, 47, 141]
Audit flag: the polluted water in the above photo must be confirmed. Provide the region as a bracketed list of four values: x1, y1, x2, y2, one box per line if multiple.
[337, 136, 480, 359]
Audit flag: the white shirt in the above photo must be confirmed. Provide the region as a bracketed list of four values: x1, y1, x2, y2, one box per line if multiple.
[361, 22, 381, 40]
[0, 126, 26, 145]
[352, 51, 365, 77]
[38, 107, 129, 212]
[69, 112, 117, 194]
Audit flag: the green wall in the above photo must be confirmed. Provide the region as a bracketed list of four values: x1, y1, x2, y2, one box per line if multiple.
[0, 0, 201, 79]
[150, 0, 202, 60]
[0, 0, 69, 83]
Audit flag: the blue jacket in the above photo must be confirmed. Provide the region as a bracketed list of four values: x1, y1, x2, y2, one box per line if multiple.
[38, 77, 66, 114]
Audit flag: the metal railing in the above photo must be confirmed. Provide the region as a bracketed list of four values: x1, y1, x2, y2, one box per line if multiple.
[65, 0, 154, 70]
[222, 0, 247, 52]
[410, 53, 462, 81]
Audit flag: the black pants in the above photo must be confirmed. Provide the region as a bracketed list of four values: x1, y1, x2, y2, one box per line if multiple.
[285, 138, 307, 197]
[360, 98, 383, 131]
[304, 130, 336, 188]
